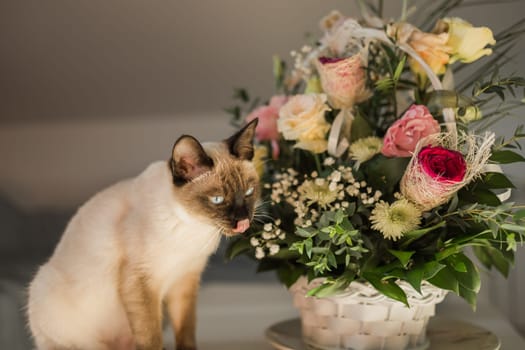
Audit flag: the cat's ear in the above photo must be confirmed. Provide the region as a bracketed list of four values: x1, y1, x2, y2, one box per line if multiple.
[170, 136, 214, 185]
[225, 119, 258, 160]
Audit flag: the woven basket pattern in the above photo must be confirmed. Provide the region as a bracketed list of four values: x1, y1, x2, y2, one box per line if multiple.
[290, 277, 447, 350]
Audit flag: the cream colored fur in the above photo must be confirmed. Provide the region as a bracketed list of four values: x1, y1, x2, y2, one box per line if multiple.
[27, 161, 222, 350]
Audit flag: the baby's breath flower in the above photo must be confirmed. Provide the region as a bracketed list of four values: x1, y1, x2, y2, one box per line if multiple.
[330, 170, 342, 182]
[264, 223, 273, 232]
[255, 247, 265, 260]
[262, 232, 274, 240]
[324, 157, 336, 166]
[349, 137, 383, 165]
[250, 237, 260, 247]
[269, 244, 280, 256]
[370, 199, 422, 241]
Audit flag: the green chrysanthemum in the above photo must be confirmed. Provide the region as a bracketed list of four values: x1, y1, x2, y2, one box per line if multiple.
[349, 136, 383, 165]
[370, 199, 422, 241]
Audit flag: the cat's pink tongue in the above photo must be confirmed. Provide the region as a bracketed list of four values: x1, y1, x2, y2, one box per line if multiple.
[233, 219, 250, 234]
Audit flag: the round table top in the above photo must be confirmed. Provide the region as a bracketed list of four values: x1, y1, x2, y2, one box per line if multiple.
[266, 316, 500, 350]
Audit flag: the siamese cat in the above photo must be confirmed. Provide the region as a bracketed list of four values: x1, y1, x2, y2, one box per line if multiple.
[27, 120, 260, 350]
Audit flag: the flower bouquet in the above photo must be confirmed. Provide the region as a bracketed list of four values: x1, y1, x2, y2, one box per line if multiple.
[226, 1, 525, 348]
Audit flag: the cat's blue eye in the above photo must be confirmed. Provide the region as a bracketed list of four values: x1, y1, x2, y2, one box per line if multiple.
[210, 196, 224, 205]
[245, 187, 254, 196]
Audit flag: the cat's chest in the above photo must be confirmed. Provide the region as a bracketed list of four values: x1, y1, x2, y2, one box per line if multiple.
[145, 220, 221, 293]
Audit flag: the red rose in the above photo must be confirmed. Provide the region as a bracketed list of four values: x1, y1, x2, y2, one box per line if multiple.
[418, 146, 466, 182]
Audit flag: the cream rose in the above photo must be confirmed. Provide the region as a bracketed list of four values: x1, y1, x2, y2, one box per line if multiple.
[316, 55, 369, 109]
[278, 94, 331, 153]
[436, 17, 496, 63]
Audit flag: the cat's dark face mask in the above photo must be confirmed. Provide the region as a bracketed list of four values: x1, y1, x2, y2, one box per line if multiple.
[169, 120, 260, 236]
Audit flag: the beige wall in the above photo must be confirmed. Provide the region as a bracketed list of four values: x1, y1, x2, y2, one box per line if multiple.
[1, 0, 524, 210]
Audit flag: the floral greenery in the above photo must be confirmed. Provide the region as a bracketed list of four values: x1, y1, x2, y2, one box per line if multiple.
[225, 0, 525, 308]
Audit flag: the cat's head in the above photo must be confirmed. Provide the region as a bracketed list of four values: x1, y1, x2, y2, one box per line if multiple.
[169, 120, 261, 236]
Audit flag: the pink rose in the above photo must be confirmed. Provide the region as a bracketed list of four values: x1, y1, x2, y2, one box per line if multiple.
[245, 95, 288, 159]
[381, 105, 440, 157]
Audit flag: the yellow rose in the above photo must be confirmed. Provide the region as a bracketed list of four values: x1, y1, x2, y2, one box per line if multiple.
[409, 30, 451, 75]
[278, 94, 331, 153]
[437, 17, 496, 63]
[388, 22, 452, 78]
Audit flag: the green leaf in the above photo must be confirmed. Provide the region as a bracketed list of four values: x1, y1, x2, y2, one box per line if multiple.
[422, 261, 447, 280]
[447, 255, 467, 273]
[501, 224, 525, 232]
[388, 249, 415, 268]
[307, 278, 350, 298]
[224, 106, 241, 120]
[406, 267, 424, 294]
[272, 55, 285, 90]
[350, 113, 374, 141]
[470, 188, 502, 206]
[233, 88, 250, 102]
[459, 285, 478, 311]
[363, 155, 410, 194]
[400, 221, 446, 248]
[486, 246, 512, 277]
[472, 246, 492, 270]
[507, 233, 517, 252]
[514, 209, 525, 221]
[363, 272, 409, 306]
[277, 266, 304, 288]
[296, 227, 314, 238]
[428, 266, 459, 294]
[435, 246, 460, 261]
[225, 238, 251, 260]
[393, 55, 407, 81]
[256, 259, 281, 272]
[304, 238, 313, 259]
[450, 254, 481, 293]
[290, 241, 304, 255]
[327, 250, 338, 268]
[269, 247, 301, 260]
[490, 150, 525, 163]
[482, 172, 516, 189]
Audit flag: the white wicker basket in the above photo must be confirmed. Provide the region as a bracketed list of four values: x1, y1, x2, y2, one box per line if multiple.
[289, 277, 447, 350]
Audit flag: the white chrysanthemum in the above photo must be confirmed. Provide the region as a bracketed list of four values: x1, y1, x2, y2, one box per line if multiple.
[370, 199, 422, 241]
[250, 237, 260, 247]
[349, 137, 383, 165]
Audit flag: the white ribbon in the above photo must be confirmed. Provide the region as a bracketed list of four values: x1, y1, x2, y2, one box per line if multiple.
[327, 108, 354, 157]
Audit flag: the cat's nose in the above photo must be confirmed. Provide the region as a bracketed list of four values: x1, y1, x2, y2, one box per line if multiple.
[232, 219, 250, 233]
